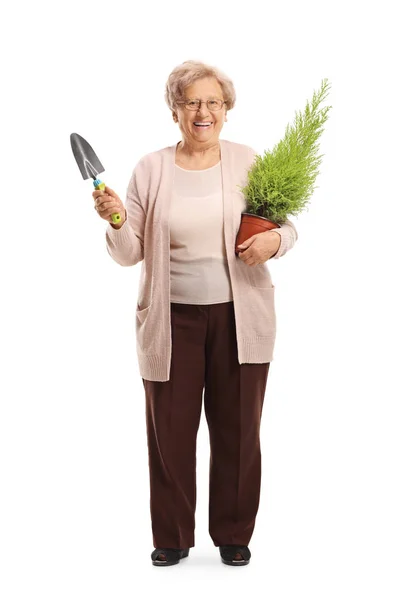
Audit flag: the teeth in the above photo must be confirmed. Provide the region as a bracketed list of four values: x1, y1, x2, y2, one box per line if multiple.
[194, 122, 212, 125]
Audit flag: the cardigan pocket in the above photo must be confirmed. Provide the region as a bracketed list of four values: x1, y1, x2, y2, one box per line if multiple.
[135, 303, 152, 351]
[248, 263, 274, 289]
[245, 285, 277, 338]
[136, 303, 151, 322]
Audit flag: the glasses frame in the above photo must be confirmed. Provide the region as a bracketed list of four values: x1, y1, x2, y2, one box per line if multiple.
[176, 99, 227, 111]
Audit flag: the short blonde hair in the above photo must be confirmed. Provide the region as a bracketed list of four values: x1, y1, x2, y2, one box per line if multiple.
[165, 60, 236, 116]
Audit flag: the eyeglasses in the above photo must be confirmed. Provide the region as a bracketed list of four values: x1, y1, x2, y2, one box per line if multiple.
[176, 99, 226, 111]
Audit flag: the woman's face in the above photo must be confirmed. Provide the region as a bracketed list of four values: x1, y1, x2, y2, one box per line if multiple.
[174, 77, 227, 147]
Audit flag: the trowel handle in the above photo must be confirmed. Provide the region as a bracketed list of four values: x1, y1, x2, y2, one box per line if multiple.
[93, 178, 121, 225]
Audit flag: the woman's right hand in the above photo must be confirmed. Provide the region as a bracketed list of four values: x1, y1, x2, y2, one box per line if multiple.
[92, 185, 127, 226]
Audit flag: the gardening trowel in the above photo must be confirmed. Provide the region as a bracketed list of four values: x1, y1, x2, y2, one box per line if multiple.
[70, 132, 121, 224]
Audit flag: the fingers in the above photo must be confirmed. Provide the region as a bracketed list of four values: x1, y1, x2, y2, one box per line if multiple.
[92, 186, 120, 205]
[92, 188, 125, 223]
[92, 189, 106, 202]
[96, 200, 120, 214]
[104, 185, 117, 197]
[92, 190, 116, 209]
[92, 186, 116, 199]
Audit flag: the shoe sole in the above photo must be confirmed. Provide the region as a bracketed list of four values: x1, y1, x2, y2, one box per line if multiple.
[221, 557, 250, 566]
[152, 549, 190, 567]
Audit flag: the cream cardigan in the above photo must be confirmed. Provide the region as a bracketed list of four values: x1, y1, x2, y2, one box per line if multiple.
[105, 139, 298, 381]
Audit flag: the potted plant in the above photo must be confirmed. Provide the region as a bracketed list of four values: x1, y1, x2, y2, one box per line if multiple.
[235, 78, 332, 254]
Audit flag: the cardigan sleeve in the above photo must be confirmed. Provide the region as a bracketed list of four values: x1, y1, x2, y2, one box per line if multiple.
[268, 218, 298, 259]
[105, 161, 146, 266]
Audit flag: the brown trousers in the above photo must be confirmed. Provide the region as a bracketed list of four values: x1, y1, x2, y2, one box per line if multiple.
[142, 301, 270, 549]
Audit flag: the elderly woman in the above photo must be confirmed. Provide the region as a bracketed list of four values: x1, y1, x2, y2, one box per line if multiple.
[94, 60, 298, 567]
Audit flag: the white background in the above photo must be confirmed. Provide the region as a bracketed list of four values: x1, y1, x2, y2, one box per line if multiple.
[1, 0, 399, 598]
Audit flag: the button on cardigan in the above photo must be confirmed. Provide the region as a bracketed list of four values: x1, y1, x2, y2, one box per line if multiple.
[105, 139, 298, 382]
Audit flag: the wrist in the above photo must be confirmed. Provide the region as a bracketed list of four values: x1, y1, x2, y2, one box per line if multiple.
[270, 231, 281, 257]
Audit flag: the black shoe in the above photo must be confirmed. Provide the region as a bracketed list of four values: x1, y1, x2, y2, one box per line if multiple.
[151, 547, 190, 567]
[219, 545, 251, 566]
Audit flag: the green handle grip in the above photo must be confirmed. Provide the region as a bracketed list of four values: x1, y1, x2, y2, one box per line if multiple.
[93, 179, 121, 225]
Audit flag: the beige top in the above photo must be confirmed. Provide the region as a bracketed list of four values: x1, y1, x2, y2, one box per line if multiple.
[170, 160, 238, 304]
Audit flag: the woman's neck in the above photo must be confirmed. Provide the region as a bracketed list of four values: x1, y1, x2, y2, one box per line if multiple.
[177, 140, 220, 160]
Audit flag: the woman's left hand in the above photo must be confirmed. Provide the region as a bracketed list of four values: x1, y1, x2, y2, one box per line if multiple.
[237, 231, 281, 266]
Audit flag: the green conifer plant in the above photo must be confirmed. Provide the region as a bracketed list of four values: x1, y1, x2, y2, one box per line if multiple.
[239, 78, 332, 225]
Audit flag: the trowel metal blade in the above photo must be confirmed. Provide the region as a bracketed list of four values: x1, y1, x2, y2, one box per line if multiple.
[70, 132, 105, 180]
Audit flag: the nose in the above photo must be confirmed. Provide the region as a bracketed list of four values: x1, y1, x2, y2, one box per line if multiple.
[196, 101, 211, 116]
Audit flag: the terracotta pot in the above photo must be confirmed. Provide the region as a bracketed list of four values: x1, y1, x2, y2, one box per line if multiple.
[235, 212, 281, 255]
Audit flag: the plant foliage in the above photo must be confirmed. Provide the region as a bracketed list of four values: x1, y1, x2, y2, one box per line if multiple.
[239, 78, 332, 224]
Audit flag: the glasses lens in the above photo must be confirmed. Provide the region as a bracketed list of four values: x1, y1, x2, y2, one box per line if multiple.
[185, 99, 224, 110]
[207, 100, 223, 110]
[185, 100, 200, 110]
